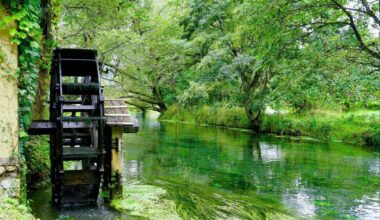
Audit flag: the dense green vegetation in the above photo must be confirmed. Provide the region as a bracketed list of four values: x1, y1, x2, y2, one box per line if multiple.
[161, 105, 380, 145]
[0, 195, 36, 220]
[58, 0, 380, 145]
[1, 0, 44, 207]
[0, 0, 58, 214]
[0, 0, 378, 218]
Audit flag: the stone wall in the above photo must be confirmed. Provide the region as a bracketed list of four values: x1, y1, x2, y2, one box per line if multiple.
[0, 3, 20, 198]
[0, 165, 19, 197]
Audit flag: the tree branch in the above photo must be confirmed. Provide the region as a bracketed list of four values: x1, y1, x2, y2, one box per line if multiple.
[331, 0, 380, 60]
[359, 0, 380, 26]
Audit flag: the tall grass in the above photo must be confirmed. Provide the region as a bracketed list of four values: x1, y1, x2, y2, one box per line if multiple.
[161, 104, 250, 128]
[161, 104, 380, 146]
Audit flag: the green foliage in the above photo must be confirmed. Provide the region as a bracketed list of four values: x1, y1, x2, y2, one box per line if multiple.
[162, 105, 380, 146]
[58, 0, 380, 143]
[0, 1, 43, 206]
[177, 81, 209, 106]
[24, 136, 50, 187]
[161, 104, 250, 128]
[0, 196, 36, 220]
[262, 110, 380, 145]
[2, 0, 43, 156]
[1, 3, 60, 212]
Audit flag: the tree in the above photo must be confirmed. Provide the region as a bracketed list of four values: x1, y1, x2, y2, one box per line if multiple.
[179, 0, 301, 131]
[60, 0, 189, 112]
[290, 0, 380, 72]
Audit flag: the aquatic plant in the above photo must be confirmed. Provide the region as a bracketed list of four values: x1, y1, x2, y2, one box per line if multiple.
[111, 179, 294, 220]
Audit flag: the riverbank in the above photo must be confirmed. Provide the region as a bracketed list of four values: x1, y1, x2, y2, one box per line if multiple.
[161, 105, 380, 146]
[0, 195, 36, 220]
[0, 136, 50, 220]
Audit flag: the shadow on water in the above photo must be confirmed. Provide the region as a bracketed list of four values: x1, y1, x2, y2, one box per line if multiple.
[28, 188, 130, 220]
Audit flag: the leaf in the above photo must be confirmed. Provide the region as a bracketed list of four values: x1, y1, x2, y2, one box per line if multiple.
[0, 20, 5, 28]
[19, 89, 27, 96]
[3, 16, 14, 24]
[17, 31, 27, 39]
[9, 28, 18, 36]
[19, 131, 28, 138]
[30, 41, 39, 49]
[11, 38, 21, 45]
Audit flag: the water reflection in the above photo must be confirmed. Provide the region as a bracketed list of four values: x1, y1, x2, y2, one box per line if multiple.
[283, 186, 316, 218]
[123, 118, 380, 219]
[368, 158, 380, 176]
[258, 143, 283, 163]
[352, 191, 380, 220]
[125, 160, 143, 179]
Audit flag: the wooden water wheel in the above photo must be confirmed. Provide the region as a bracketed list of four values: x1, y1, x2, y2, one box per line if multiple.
[30, 48, 107, 206]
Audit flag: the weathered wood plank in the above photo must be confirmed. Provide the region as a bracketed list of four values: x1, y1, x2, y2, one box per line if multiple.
[63, 105, 96, 112]
[62, 147, 98, 160]
[28, 121, 56, 135]
[63, 170, 99, 185]
[62, 83, 100, 95]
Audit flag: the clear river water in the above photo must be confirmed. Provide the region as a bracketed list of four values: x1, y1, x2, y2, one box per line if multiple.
[29, 114, 380, 219]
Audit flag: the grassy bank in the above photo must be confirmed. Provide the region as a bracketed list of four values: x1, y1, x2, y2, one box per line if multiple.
[160, 105, 380, 146]
[0, 196, 36, 220]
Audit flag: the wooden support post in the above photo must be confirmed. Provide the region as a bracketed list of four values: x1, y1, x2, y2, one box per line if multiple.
[111, 127, 123, 199]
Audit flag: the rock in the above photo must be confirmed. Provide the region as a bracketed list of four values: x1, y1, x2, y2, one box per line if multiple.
[6, 165, 16, 173]
[8, 172, 17, 178]
[0, 166, 5, 176]
[0, 178, 19, 197]
[1, 178, 12, 190]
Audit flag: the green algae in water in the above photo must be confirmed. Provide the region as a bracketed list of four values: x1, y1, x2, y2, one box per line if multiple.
[154, 179, 294, 220]
[110, 183, 181, 220]
[111, 179, 294, 220]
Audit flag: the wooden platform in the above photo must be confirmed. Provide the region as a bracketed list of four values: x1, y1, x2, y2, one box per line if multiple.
[104, 99, 139, 133]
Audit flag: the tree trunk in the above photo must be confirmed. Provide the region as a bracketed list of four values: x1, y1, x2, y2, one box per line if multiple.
[245, 106, 262, 132]
[152, 86, 167, 112]
[31, 0, 52, 120]
[157, 102, 167, 112]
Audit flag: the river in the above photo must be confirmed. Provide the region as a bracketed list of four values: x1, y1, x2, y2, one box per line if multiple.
[29, 113, 380, 219]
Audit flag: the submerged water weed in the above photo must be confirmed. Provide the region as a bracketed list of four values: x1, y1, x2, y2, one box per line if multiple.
[110, 184, 181, 220]
[152, 178, 294, 220]
[112, 179, 294, 220]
